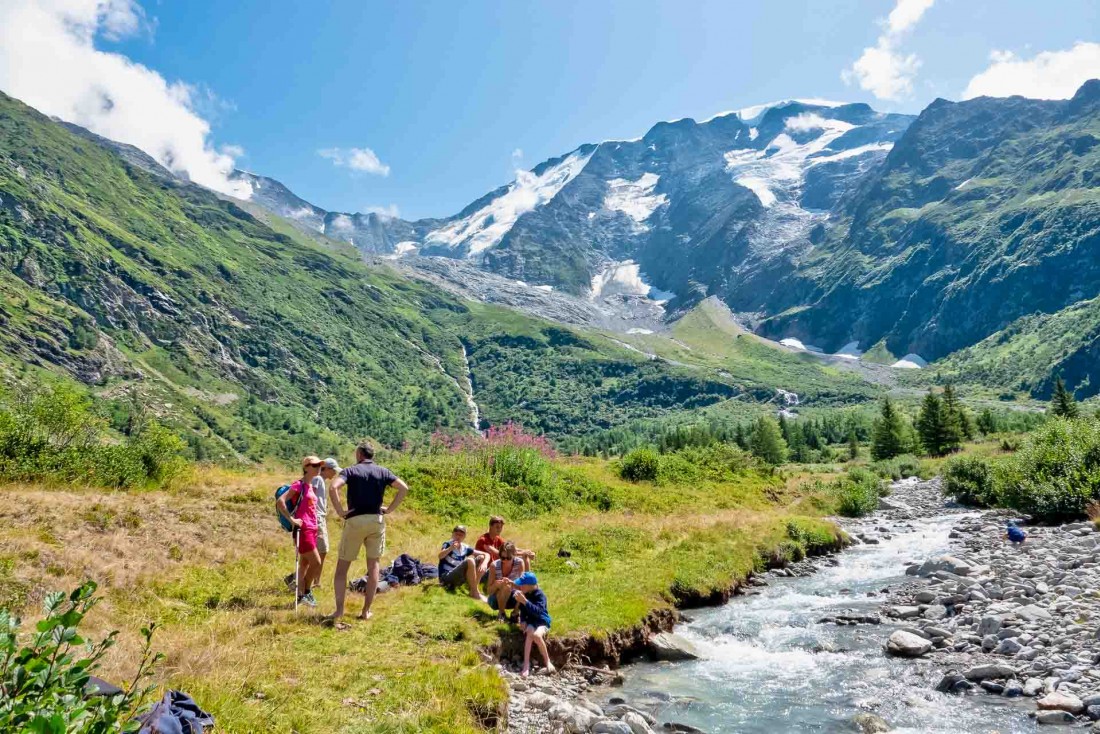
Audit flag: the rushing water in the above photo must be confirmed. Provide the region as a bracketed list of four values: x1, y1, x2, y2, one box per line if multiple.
[617, 514, 1038, 733]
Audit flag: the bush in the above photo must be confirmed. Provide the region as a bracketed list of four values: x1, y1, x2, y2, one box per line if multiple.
[0, 581, 162, 732]
[870, 454, 922, 481]
[0, 385, 186, 489]
[619, 447, 660, 482]
[832, 469, 882, 517]
[996, 417, 1100, 521]
[942, 455, 999, 507]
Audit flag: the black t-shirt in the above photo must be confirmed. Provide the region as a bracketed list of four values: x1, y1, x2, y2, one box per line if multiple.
[340, 461, 397, 518]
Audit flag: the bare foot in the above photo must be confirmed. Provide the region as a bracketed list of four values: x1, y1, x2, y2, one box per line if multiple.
[520, 667, 530, 679]
[545, 664, 557, 675]
[358, 610, 373, 621]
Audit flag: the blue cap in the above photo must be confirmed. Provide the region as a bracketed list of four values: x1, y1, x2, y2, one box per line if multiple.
[515, 572, 537, 586]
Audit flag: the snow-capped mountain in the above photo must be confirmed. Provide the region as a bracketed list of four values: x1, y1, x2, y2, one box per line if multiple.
[239, 99, 914, 308]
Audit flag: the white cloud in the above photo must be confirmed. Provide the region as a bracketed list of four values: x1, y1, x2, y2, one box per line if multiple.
[842, 0, 935, 101]
[511, 148, 524, 164]
[963, 42, 1100, 100]
[318, 147, 390, 176]
[784, 113, 829, 132]
[0, 0, 251, 198]
[364, 204, 400, 219]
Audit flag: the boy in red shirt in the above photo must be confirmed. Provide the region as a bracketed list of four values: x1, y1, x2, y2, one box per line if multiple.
[475, 516, 535, 564]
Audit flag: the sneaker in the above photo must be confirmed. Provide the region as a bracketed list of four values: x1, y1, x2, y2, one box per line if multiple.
[298, 592, 317, 608]
[284, 573, 296, 591]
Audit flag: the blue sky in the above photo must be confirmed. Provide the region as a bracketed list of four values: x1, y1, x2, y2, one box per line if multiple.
[3, 0, 1098, 219]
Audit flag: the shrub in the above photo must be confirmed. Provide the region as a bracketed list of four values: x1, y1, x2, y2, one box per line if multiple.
[619, 447, 660, 482]
[831, 469, 882, 517]
[942, 455, 999, 507]
[870, 454, 922, 481]
[996, 417, 1100, 521]
[0, 581, 162, 732]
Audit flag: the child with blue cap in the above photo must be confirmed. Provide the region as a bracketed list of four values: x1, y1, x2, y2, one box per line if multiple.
[512, 571, 555, 677]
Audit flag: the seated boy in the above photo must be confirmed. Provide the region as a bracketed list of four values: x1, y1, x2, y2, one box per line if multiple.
[513, 571, 555, 677]
[437, 525, 489, 602]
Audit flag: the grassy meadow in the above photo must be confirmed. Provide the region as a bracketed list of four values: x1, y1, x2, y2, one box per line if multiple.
[0, 441, 844, 733]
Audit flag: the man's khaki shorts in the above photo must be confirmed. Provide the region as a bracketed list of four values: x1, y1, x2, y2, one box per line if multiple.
[339, 514, 385, 562]
[316, 517, 330, 555]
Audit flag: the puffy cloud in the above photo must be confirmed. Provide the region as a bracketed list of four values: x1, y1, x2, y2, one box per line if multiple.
[784, 113, 829, 132]
[842, 0, 935, 101]
[0, 0, 250, 198]
[318, 147, 390, 176]
[364, 204, 400, 219]
[963, 42, 1100, 100]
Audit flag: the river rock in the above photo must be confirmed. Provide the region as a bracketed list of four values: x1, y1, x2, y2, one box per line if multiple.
[1025, 678, 1046, 696]
[853, 712, 890, 733]
[1035, 710, 1076, 725]
[1016, 604, 1053, 622]
[594, 721, 634, 734]
[1038, 691, 1085, 714]
[650, 632, 702, 661]
[621, 711, 656, 734]
[964, 663, 1016, 681]
[978, 616, 1002, 636]
[995, 638, 1024, 656]
[887, 630, 932, 657]
[526, 692, 556, 711]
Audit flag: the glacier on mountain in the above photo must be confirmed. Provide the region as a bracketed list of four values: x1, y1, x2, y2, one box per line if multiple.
[603, 172, 667, 226]
[424, 146, 595, 256]
[590, 261, 673, 303]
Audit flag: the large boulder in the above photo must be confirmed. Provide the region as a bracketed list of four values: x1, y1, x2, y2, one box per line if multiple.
[1015, 604, 1053, 622]
[650, 632, 702, 661]
[910, 556, 973, 577]
[1038, 691, 1085, 714]
[853, 712, 891, 733]
[886, 630, 932, 657]
[622, 711, 656, 734]
[593, 721, 634, 734]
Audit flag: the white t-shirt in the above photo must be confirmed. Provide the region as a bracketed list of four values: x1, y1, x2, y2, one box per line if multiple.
[311, 476, 327, 517]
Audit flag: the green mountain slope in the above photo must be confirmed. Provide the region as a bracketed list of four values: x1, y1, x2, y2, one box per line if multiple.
[0, 92, 882, 457]
[765, 81, 1100, 389]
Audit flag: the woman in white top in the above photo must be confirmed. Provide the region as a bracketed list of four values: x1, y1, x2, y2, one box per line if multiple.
[487, 541, 529, 622]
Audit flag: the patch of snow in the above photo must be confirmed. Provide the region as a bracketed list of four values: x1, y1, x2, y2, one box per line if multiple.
[892, 353, 928, 369]
[394, 241, 418, 256]
[714, 98, 848, 126]
[749, 127, 759, 141]
[779, 337, 824, 353]
[589, 260, 673, 304]
[833, 341, 863, 360]
[736, 176, 777, 207]
[954, 178, 974, 190]
[532, 284, 553, 292]
[603, 172, 668, 225]
[627, 328, 654, 335]
[808, 142, 894, 166]
[424, 147, 595, 256]
[785, 113, 853, 134]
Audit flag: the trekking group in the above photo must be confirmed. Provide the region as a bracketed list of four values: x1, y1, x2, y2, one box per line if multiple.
[276, 442, 554, 676]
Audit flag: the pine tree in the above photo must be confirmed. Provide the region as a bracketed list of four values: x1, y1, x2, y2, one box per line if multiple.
[734, 423, 749, 450]
[871, 397, 908, 460]
[750, 416, 789, 466]
[939, 384, 965, 452]
[1051, 377, 1079, 419]
[916, 391, 946, 456]
[847, 428, 860, 461]
[976, 408, 997, 435]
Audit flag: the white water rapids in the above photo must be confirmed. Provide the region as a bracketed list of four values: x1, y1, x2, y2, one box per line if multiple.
[617, 514, 1039, 733]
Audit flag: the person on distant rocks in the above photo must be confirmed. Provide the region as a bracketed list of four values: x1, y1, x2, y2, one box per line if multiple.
[277, 456, 324, 608]
[1006, 520, 1028, 547]
[486, 541, 527, 622]
[513, 572, 555, 677]
[438, 525, 490, 601]
[327, 442, 409, 622]
[475, 516, 535, 566]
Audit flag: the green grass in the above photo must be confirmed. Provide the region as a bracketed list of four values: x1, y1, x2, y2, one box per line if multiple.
[0, 449, 843, 733]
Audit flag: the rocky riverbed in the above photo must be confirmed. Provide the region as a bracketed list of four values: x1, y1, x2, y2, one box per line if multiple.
[877, 479, 1100, 729]
[502, 476, 1100, 732]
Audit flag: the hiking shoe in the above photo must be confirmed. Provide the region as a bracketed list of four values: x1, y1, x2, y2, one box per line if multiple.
[298, 592, 317, 608]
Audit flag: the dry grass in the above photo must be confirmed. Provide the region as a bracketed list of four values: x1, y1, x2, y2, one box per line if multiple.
[0, 462, 840, 732]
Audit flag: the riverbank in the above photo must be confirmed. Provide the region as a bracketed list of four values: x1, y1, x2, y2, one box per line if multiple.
[878, 480, 1100, 728]
[561, 477, 1051, 733]
[0, 456, 845, 733]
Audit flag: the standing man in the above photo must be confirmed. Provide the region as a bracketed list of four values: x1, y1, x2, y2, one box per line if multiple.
[327, 442, 408, 622]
